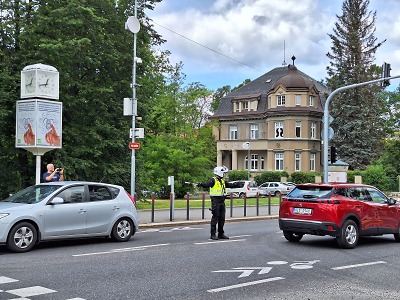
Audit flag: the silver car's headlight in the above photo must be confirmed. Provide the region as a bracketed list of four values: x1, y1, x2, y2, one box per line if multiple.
[0, 213, 10, 219]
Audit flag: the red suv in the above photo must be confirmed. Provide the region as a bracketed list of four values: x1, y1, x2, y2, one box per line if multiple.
[279, 183, 400, 249]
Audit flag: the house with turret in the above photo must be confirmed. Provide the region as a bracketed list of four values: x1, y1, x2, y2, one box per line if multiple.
[210, 61, 329, 177]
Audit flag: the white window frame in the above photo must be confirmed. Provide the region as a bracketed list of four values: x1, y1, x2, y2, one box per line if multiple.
[277, 95, 286, 106]
[250, 124, 259, 140]
[295, 121, 301, 138]
[310, 122, 316, 139]
[275, 122, 284, 138]
[260, 156, 265, 170]
[229, 125, 238, 140]
[251, 154, 258, 171]
[295, 94, 301, 106]
[310, 153, 316, 171]
[295, 153, 301, 171]
[275, 153, 284, 171]
[309, 95, 314, 106]
[242, 101, 248, 110]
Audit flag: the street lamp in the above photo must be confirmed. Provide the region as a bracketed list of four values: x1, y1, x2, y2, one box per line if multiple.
[125, 1, 140, 196]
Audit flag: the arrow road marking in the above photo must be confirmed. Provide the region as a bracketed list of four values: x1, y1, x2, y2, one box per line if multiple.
[213, 267, 273, 278]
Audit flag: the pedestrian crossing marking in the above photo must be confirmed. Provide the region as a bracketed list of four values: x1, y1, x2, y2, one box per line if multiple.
[0, 276, 19, 284]
[7, 286, 56, 297]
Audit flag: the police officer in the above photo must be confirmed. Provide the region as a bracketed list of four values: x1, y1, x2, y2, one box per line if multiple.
[198, 166, 237, 240]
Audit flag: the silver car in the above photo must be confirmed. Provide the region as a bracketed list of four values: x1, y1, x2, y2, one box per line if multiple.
[0, 181, 139, 253]
[259, 182, 296, 196]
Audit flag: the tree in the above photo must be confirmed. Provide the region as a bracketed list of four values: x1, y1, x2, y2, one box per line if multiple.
[326, 0, 386, 169]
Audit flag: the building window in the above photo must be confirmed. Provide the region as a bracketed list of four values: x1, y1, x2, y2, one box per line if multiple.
[295, 121, 301, 138]
[310, 153, 316, 171]
[251, 154, 258, 170]
[295, 153, 301, 171]
[295, 94, 301, 106]
[309, 95, 314, 106]
[235, 102, 240, 112]
[229, 125, 238, 140]
[260, 156, 265, 170]
[275, 153, 284, 171]
[275, 122, 283, 138]
[277, 95, 286, 106]
[250, 124, 259, 139]
[310, 122, 316, 139]
[242, 101, 248, 110]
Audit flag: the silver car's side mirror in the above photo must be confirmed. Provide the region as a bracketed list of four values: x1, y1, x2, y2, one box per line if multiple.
[50, 197, 64, 205]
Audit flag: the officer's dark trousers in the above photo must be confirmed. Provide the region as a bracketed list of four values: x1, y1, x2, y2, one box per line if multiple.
[210, 196, 226, 236]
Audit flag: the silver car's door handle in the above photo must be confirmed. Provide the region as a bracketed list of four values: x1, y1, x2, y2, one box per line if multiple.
[113, 206, 120, 211]
[79, 209, 86, 214]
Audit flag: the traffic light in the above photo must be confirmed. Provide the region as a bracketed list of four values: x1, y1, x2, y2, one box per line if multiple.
[382, 62, 391, 87]
[330, 146, 337, 164]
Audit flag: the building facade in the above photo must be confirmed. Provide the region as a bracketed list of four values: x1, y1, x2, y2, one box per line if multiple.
[210, 64, 329, 177]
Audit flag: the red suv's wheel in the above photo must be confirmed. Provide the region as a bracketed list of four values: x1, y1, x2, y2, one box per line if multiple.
[394, 222, 400, 242]
[283, 231, 303, 242]
[336, 219, 359, 249]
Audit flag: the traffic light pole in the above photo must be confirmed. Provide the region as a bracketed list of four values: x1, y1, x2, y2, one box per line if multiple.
[323, 74, 400, 183]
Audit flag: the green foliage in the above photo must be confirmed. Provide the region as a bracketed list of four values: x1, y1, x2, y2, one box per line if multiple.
[254, 171, 289, 185]
[326, 0, 386, 169]
[227, 170, 249, 181]
[362, 165, 391, 191]
[289, 172, 320, 184]
[0, 0, 216, 200]
[346, 170, 363, 183]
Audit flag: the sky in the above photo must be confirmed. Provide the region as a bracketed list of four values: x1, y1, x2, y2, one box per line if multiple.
[145, 0, 400, 91]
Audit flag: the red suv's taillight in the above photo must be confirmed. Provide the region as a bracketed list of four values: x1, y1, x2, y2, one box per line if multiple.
[126, 191, 136, 206]
[247, 184, 250, 191]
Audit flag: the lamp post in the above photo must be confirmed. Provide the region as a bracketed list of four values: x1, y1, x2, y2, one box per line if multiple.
[125, 1, 140, 196]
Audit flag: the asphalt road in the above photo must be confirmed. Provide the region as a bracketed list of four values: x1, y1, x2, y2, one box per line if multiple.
[2, 219, 400, 300]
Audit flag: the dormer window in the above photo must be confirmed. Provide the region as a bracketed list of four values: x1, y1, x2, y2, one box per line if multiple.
[277, 95, 286, 106]
[309, 95, 314, 106]
[242, 101, 248, 110]
[295, 94, 301, 106]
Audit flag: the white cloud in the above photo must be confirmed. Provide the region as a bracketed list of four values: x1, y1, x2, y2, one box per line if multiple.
[146, 0, 400, 90]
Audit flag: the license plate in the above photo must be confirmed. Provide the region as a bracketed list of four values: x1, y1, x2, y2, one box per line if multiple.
[293, 207, 312, 215]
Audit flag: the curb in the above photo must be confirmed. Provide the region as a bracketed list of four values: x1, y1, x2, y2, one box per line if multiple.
[139, 215, 279, 229]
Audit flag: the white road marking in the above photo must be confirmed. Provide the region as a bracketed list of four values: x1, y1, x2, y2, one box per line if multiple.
[332, 261, 387, 270]
[267, 261, 288, 265]
[72, 243, 170, 257]
[214, 267, 273, 278]
[207, 277, 284, 293]
[0, 276, 19, 284]
[230, 235, 251, 238]
[66, 298, 87, 300]
[7, 286, 56, 297]
[194, 239, 246, 245]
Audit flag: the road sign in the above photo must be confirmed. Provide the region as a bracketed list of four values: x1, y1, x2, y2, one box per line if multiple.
[129, 142, 140, 149]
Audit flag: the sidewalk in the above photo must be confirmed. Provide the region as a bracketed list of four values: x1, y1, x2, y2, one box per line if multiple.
[138, 205, 279, 228]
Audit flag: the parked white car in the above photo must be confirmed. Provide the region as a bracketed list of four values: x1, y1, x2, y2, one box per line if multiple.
[226, 180, 261, 198]
[259, 182, 295, 196]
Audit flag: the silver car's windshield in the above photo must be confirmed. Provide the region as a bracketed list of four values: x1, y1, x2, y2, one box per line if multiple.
[2, 185, 62, 204]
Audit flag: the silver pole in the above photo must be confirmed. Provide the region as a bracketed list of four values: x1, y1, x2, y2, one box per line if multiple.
[323, 75, 400, 183]
[130, 0, 138, 196]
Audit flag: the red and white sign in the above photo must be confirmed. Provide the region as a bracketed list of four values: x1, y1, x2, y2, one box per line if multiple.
[129, 142, 140, 149]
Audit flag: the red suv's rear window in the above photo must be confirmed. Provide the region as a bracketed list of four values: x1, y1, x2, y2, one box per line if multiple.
[288, 186, 333, 199]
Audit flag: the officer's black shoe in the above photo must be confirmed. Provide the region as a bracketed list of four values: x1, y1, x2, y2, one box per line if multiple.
[210, 235, 219, 240]
[218, 234, 229, 239]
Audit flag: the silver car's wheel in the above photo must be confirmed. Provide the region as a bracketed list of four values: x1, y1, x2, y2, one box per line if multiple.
[336, 219, 359, 249]
[111, 218, 134, 242]
[7, 222, 37, 253]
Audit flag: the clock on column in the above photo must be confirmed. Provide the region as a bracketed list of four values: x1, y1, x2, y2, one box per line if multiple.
[21, 63, 59, 100]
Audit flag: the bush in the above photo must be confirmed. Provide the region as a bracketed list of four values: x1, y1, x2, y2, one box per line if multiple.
[362, 165, 391, 191]
[346, 170, 362, 183]
[290, 172, 321, 184]
[227, 170, 249, 181]
[254, 171, 289, 185]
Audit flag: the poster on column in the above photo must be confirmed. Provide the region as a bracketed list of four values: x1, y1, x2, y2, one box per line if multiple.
[16, 99, 62, 148]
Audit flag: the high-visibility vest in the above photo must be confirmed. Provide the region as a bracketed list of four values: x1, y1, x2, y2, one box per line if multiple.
[209, 177, 226, 196]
